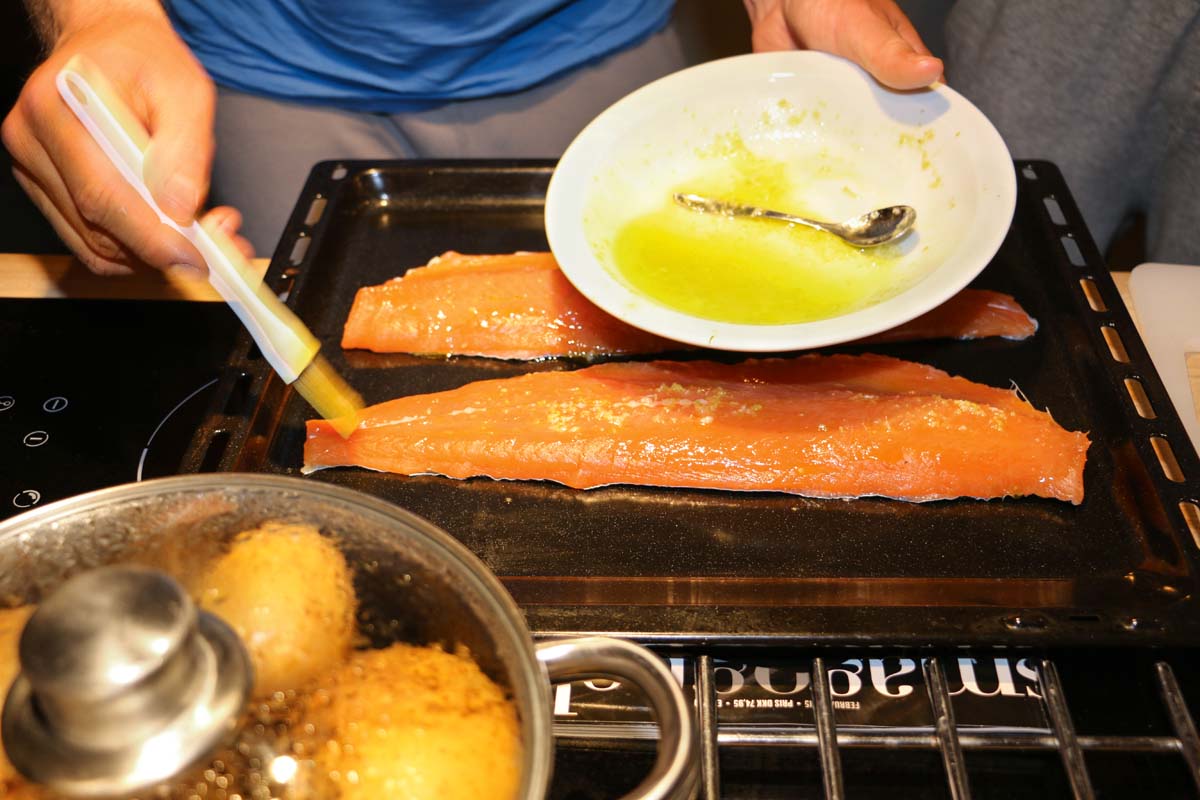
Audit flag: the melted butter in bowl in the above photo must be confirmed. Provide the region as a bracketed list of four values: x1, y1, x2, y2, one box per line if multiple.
[549, 51, 1016, 351]
[603, 133, 920, 325]
[588, 123, 935, 327]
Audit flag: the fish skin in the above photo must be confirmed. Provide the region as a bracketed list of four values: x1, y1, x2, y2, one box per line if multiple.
[304, 354, 1088, 504]
[341, 252, 1037, 360]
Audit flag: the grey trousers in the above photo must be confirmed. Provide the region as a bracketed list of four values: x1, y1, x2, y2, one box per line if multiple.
[945, 0, 1200, 264]
[211, 20, 689, 253]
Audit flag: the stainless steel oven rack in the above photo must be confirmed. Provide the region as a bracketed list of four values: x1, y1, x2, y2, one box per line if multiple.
[690, 655, 1200, 800]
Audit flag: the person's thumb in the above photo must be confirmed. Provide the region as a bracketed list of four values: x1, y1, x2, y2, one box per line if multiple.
[140, 71, 216, 226]
[847, 11, 942, 90]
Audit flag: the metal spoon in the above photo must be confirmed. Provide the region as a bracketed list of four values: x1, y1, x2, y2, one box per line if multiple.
[672, 192, 916, 247]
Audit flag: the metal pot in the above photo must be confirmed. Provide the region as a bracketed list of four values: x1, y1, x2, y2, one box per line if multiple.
[0, 474, 697, 799]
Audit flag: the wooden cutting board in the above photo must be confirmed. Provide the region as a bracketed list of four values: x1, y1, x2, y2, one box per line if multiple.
[0, 253, 268, 301]
[1127, 264, 1200, 454]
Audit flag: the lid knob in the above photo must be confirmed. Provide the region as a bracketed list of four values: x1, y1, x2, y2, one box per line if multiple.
[1, 565, 253, 797]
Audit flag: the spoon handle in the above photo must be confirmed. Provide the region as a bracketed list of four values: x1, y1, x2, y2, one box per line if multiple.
[747, 207, 827, 233]
[673, 193, 828, 234]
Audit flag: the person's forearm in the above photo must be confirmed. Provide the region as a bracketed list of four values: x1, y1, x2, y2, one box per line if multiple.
[22, 0, 168, 47]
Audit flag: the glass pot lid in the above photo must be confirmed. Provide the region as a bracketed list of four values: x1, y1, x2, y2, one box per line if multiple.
[0, 474, 551, 800]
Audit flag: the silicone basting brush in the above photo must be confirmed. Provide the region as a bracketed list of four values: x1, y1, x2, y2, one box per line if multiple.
[55, 56, 362, 436]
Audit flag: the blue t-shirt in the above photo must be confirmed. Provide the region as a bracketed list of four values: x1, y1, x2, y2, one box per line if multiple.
[166, 0, 674, 112]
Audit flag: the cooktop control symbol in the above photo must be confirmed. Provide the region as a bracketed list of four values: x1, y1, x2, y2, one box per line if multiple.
[0, 396, 13, 412]
[23, 431, 49, 448]
[42, 396, 68, 413]
[12, 490, 41, 509]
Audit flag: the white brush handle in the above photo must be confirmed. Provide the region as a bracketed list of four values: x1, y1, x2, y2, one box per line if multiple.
[55, 59, 317, 383]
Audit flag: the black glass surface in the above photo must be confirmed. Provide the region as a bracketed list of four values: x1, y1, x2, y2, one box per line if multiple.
[0, 299, 238, 519]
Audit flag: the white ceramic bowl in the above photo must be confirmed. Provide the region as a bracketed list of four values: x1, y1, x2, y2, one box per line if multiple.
[545, 51, 1016, 351]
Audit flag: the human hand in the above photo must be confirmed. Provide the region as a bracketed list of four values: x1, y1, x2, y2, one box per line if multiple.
[742, 0, 944, 90]
[1, 3, 249, 275]
[200, 206, 256, 263]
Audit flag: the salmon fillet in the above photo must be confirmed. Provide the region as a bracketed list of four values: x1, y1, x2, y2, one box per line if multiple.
[341, 251, 677, 359]
[859, 289, 1037, 343]
[341, 252, 1037, 359]
[304, 354, 1088, 503]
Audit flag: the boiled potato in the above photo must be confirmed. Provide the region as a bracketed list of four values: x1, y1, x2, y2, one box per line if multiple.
[193, 522, 356, 697]
[304, 643, 522, 800]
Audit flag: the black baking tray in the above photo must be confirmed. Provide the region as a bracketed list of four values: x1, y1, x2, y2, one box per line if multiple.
[181, 159, 1200, 647]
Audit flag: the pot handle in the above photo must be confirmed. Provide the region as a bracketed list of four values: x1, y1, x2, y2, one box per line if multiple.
[536, 637, 698, 800]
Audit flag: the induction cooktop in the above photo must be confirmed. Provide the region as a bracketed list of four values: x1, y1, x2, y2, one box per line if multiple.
[0, 298, 238, 519]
